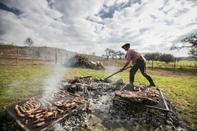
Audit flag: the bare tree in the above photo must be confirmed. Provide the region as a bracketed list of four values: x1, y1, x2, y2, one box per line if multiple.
[116, 51, 125, 60]
[188, 48, 197, 61]
[104, 48, 112, 60]
[171, 32, 197, 60]
[104, 48, 125, 60]
[24, 38, 34, 47]
[111, 50, 117, 58]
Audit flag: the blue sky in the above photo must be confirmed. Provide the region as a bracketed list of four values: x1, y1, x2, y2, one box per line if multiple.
[0, 0, 197, 57]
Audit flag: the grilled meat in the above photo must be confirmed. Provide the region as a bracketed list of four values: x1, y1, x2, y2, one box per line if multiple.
[15, 104, 25, 117]
[115, 88, 159, 103]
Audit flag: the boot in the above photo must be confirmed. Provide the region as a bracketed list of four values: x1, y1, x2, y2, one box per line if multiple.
[144, 75, 156, 87]
[148, 82, 156, 87]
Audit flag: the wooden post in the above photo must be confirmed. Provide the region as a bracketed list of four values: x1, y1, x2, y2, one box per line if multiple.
[60, 52, 62, 65]
[32, 51, 34, 64]
[55, 52, 57, 65]
[66, 52, 68, 59]
[16, 48, 19, 64]
[152, 60, 153, 70]
[173, 58, 176, 73]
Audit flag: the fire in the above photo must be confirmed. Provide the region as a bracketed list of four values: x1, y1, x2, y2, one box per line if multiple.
[66, 74, 76, 80]
[66, 74, 90, 85]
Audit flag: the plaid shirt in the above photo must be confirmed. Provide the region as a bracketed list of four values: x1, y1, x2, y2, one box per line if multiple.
[126, 48, 141, 64]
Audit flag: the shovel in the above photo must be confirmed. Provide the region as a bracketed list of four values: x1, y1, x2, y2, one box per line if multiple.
[104, 66, 132, 80]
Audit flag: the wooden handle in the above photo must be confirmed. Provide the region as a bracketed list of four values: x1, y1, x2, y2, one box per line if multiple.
[105, 66, 131, 79]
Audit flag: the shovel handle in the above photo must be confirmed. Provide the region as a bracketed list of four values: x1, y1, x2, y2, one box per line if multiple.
[105, 66, 132, 79]
[105, 71, 120, 79]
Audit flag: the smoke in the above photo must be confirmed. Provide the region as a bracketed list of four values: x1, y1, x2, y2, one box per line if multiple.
[40, 48, 76, 95]
[105, 60, 121, 80]
[51, 122, 64, 131]
[42, 65, 67, 95]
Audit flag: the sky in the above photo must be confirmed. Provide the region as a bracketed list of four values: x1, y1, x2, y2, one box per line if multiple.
[0, 0, 197, 57]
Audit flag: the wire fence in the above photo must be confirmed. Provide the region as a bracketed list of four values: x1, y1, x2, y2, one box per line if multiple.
[0, 47, 75, 65]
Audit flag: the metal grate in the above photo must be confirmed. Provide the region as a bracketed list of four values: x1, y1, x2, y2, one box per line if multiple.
[112, 84, 170, 112]
[4, 91, 89, 131]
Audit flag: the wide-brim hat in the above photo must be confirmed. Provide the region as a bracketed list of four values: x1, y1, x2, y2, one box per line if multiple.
[121, 43, 130, 48]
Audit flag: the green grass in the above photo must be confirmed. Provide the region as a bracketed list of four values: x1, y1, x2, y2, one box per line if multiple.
[0, 65, 197, 130]
[146, 60, 197, 72]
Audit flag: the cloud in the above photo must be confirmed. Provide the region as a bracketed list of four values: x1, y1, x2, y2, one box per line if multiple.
[0, 0, 197, 57]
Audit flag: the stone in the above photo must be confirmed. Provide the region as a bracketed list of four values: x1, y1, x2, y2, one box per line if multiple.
[166, 120, 173, 125]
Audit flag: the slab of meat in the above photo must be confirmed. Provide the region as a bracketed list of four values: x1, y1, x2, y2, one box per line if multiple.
[115, 90, 147, 102]
[115, 88, 160, 104]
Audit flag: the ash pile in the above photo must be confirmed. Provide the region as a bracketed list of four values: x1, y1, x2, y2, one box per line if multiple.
[64, 54, 104, 70]
[49, 76, 186, 131]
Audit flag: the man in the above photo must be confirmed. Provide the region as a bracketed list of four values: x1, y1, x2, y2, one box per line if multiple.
[119, 43, 156, 87]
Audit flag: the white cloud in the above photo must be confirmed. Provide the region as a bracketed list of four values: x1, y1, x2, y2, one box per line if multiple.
[0, 0, 197, 57]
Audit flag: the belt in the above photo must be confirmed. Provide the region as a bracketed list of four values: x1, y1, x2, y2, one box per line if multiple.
[136, 56, 143, 61]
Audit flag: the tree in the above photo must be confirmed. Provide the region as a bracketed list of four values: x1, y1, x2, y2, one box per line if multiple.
[104, 48, 125, 60]
[144, 52, 161, 62]
[188, 48, 197, 61]
[111, 50, 117, 58]
[24, 38, 34, 47]
[159, 54, 175, 64]
[116, 51, 125, 60]
[144, 53, 153, 61]
[171, 32, 197, 60]
[104, 48, 112, 60]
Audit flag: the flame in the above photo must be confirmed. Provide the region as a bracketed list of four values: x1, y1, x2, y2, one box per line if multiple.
[66, 74, 75, 80]
[66, 74, 90, 85]
[81, 81, 90, 85]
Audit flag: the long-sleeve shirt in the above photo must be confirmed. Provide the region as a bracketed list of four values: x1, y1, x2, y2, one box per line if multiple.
[126, 48, 141, 64]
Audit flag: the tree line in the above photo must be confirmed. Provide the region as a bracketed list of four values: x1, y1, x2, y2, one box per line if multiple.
[103, 32, 197, 63]
[103, 48, 125, 60]
[103, 49, 175, 64]
[144, 53, 175, 64]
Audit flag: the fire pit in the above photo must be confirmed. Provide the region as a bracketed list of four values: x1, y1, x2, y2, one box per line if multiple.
[3, 76, 186, 131]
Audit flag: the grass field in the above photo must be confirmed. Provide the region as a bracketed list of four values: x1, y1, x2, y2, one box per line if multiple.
[0, 64, 197, 130]
[113, 59, 197, 72]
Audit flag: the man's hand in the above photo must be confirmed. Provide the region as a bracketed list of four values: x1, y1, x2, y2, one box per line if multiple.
[119, 68, 124, 72]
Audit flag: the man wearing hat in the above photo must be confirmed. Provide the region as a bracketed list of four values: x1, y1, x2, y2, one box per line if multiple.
[119, 43, 156, 87]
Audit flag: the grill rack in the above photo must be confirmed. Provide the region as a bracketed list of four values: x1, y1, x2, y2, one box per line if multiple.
[4, 91, 89, 131]
[112, 84, 171, 116]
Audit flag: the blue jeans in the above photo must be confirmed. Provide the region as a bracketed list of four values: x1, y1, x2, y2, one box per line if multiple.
[130, 57, 154, 85]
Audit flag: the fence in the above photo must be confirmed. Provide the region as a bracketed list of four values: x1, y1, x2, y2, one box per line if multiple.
[0, 47, 75, 65]
[108, 58, 197, 73]
[1, 46, 196, 73]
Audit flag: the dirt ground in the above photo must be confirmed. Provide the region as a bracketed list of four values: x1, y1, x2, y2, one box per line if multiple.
[146, 69, 197, 77]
